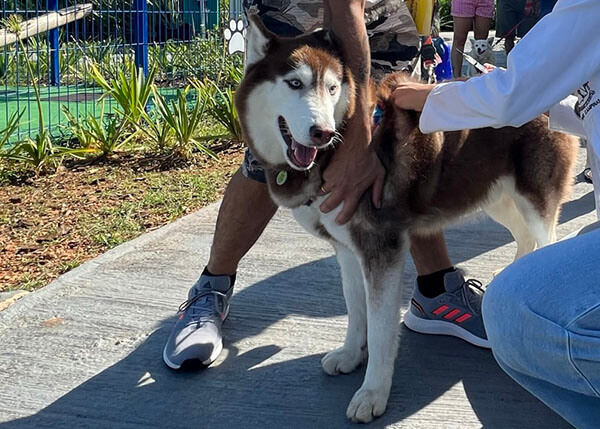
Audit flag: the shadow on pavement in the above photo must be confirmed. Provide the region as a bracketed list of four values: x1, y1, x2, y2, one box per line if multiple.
[1, 259, 570, 428]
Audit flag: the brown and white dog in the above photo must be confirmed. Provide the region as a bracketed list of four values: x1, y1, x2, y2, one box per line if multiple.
[235, 15, 578, 423]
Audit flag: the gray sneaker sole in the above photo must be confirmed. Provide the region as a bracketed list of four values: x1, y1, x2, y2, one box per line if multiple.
[162, 338, 224, 369]
[404, 310, 490, 349]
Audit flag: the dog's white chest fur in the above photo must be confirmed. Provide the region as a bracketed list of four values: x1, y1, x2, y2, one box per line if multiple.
[292, 197, 354, 248]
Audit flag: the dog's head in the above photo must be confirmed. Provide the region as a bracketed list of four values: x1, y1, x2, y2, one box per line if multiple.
[469, 37, 494, 56]
[235, 15, 355, 171]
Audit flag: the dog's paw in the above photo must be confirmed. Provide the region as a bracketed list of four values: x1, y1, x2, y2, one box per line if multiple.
[346, 387, 389, 423]
[321, 346, 365, 375]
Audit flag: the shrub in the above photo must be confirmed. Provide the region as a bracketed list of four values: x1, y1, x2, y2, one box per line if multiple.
[150, 85, 216, 159]
[62, 103, 134, 157]
[88, 60, 157, 125]
[195, 64, 243, 143]
[136, 108, 176, 154]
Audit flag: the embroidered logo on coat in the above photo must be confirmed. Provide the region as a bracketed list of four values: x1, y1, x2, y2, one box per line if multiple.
[575, 81, 599, 120]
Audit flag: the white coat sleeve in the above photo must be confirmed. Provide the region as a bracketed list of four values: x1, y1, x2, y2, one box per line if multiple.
[548, 95, 587, 138]
[419, 0, 600, 133]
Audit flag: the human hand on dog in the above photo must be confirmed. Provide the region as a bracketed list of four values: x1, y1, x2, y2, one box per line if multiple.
[392, 82, 435, 112]
[319, 126, 385, 225]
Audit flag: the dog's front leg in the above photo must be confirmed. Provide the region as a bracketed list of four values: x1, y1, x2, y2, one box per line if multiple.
[346, 240, 407, 423]
[322, 243, 367, 375]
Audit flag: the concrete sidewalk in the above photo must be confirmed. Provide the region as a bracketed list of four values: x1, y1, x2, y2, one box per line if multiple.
[0, 149, 594, 428]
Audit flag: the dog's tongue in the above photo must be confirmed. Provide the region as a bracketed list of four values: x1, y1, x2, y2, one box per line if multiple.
[292, 140, 317, 167]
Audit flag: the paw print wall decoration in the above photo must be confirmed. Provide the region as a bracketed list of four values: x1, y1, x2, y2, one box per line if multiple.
[224, 19, 246, 55]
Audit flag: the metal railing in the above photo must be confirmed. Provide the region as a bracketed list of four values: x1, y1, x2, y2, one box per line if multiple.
[1, 0, 243, 140]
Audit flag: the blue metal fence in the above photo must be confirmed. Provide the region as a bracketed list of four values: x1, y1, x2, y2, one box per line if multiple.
[0, 0, 243, 140]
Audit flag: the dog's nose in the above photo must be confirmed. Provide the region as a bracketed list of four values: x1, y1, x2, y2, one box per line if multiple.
[310, 126, 335, 145]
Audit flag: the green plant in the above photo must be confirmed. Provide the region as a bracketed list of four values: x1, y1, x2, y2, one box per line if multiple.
[88, 60, 157, 125]
[1, 14, 23, 34]
[136, 108, 175, 152]
[62, 103, 134, 156]
[149, 40, 180, 79]
[0, 110, 25, 152]
[1, 15, 85, 171]
[225, 62, 243, 86]
[195, 74, 242, 142]
[150, 85, 216, 159]
[0, 45, 16, 82]
[438, 0, 453, 30]
[27, 37, 50, 79]
[6, 131, 61, 170]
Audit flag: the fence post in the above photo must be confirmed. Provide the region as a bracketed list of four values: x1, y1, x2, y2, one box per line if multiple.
[48, 0, 60, 86]
[134, 0, 149, 76]
[206, 0, 220, 30]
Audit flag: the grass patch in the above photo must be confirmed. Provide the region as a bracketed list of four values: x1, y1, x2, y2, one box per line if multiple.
[0, 147, 243, 292]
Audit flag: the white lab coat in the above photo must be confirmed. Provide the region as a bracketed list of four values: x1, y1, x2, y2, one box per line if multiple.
[420, 0, 600, 218]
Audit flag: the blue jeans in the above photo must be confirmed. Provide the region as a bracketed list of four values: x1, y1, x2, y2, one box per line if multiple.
[483, 229, 600, 428]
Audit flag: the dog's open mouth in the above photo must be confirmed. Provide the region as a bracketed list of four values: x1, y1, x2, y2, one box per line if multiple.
[278, 116, 317, 169]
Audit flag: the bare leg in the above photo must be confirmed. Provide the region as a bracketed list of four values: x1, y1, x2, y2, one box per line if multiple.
[473, 15, 492, 39]
[410, 231, 453, 275]
[451, 16, 472, 78]
[207, 169, 278, 275]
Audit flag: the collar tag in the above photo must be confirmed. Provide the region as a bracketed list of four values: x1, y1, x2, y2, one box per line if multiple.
[276, 170, 288, 185]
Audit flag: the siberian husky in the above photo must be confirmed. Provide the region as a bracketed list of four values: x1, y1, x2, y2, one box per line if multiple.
[235, 15, 578, 423]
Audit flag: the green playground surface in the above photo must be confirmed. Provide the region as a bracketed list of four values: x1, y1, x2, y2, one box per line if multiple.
[0, 85, 182, 141]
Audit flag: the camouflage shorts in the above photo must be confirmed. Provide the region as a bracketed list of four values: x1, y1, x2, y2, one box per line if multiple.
[241, 0, 420, 183]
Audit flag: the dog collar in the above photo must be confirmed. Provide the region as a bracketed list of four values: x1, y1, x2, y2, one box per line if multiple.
[372, 104, 384, 131]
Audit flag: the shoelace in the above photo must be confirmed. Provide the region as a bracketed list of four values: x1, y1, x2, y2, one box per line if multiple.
[178, 289, 229, 323]
[460, 279, 485, 314]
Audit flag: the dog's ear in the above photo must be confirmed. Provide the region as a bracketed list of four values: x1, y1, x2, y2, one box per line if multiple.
[487, 36, 494, 45]
[245, 14, 276, 68]
[468, 37, 475, 45]
[313, 29, 337, 49]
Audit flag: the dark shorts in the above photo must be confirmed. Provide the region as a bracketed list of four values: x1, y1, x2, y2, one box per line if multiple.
[241, 0, 419, 183]
[496, 0, 540, 39]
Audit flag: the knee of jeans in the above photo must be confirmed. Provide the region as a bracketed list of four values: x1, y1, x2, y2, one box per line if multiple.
[483, 264, 532, 359]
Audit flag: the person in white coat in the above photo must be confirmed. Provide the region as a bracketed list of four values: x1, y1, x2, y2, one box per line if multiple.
[393, 0, 600, 427]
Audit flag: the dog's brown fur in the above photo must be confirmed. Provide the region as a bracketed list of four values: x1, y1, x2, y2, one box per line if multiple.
[373, 72, 576, 229]
[341, 72, 579, 270]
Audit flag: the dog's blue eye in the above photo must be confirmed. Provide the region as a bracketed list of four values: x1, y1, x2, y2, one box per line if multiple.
[287, 79, 303, 89]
